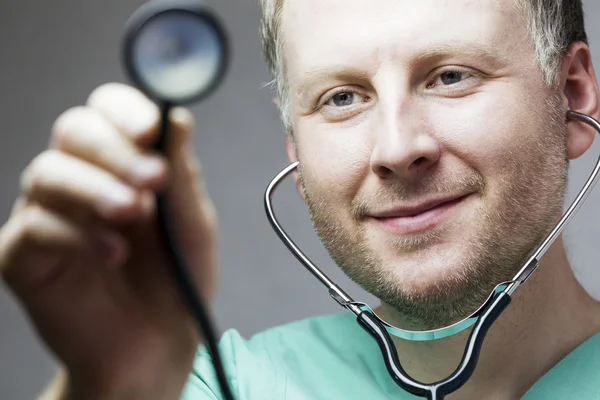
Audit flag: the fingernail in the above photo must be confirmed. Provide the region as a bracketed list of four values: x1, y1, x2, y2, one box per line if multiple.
[99, 186, 135, 218]
[132, 157, 165, 183]
[108, 185, 135, 205]
[127, 105, 158, 135]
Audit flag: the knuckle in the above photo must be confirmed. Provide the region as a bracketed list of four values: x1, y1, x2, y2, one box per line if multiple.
[51, 106, 91, 148]
[203, 199, 219, 235]
[20, 150, 56, 194]
[87, 82, 133, 107]
[17, 206, 45, 244]
[87, 82, 154, 119]
[87, 83, 160, 141]
[10, 197, 27, 217]
[171, 107, 195, 134]
[0, 217, 18, 270]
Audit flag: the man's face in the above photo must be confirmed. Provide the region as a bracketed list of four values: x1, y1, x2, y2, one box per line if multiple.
[282, 0, 568, 329]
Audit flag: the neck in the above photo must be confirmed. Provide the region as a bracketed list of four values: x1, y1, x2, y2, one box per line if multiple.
[375, 236, 600, 399]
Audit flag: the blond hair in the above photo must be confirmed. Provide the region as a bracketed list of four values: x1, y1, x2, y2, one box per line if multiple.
[258, 0, 588, 133]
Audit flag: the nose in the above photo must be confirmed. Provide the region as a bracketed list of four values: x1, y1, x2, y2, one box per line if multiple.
[370, 107, 441, 180]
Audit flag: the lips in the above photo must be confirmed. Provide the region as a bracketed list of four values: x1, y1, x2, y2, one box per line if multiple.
[372, 195, 467, 218]
[370, 195, 470, 235]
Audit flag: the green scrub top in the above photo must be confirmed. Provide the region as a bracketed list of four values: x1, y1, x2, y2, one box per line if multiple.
[180, 312, 600, 399]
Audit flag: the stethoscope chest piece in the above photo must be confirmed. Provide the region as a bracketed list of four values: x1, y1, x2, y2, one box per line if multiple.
[123, 0, 229, 106]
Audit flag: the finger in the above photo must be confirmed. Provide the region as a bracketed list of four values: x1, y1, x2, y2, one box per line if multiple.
[0, 205, 127, 295]
[10, 197, 27, 216]
[87, 83, 195, 151]
[86, 82, 162, 148]
[51, 106, 168, 189]
[165, 107, 215, 233]
[20, 150, 151, 223]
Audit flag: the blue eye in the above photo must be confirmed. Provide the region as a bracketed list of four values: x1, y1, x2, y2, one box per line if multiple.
[331, 92, 355, 106]
[440, 71, 464, 85]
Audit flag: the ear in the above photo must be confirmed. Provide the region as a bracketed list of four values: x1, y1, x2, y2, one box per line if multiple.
[561, 42, 600, 160]
[285, 135, 305, 200]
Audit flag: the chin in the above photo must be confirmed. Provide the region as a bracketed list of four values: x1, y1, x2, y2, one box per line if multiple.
[340, 242, 508, 329]
[385, 250, 477, 300]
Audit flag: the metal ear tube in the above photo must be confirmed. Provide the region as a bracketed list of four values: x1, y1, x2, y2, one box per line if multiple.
[264, 111, 600, 398]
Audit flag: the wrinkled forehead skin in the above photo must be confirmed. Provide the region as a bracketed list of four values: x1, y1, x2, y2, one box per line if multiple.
[280, 0, 538, 103]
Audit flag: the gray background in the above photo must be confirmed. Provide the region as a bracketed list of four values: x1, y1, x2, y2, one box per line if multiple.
[1, 0, 600, 398]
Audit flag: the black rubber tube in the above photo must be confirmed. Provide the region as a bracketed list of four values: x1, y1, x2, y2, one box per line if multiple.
[357, 292, 512, 399]
[153, 103, 235, 400]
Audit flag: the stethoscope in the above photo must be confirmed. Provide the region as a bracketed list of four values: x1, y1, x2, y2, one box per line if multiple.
[121, 1, 600, 399]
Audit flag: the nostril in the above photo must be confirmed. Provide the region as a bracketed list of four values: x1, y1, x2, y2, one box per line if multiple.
[413, 157, 427, 166]
[375, 165, 394, 178]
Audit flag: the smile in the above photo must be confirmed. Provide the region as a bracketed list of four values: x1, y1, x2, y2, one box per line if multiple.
[370, 195, 470, 235]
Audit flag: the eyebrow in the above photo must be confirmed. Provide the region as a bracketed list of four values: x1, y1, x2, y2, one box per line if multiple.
[293, 42, 510, 101]
[418, 42, 510, 69]
[294, 66, 374, 101]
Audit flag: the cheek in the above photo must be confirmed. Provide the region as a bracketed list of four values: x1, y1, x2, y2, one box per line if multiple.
[295, 119, 372, 203]
[426, 88, 544, 177]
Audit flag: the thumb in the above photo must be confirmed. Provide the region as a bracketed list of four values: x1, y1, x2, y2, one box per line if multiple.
[160, 107, 219, 302]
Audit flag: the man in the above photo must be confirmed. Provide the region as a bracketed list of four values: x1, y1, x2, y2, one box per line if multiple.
[2, 0, 600, 398]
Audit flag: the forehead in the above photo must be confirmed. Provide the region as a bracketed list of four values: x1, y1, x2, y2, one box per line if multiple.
[281, 0, 530, 83]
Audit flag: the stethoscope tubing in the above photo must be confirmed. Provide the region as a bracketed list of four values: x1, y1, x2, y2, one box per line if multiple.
[357, 292, 511, 399]
[122, 2, 234, 396]
[263, 110, 600, 399]
[154, 103, 236, 400]
[507, 111, 600, 294]
[122, 3, 600, 398]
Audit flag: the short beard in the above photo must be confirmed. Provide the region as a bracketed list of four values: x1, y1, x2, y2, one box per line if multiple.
[300, 91, 569, 331]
